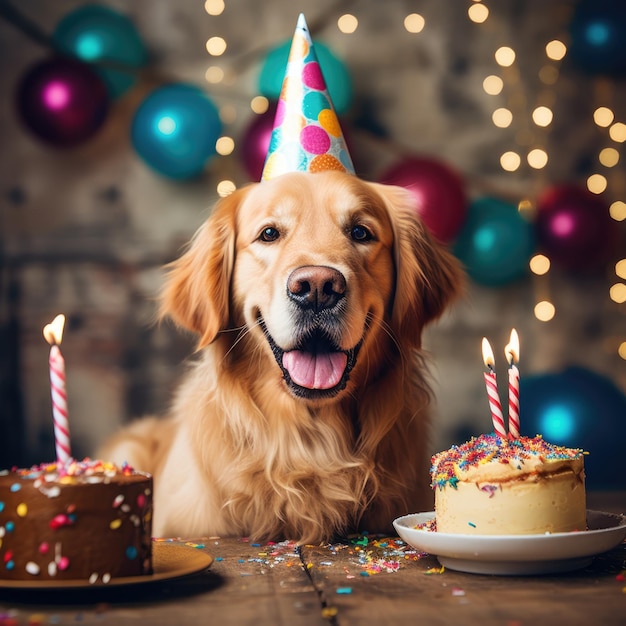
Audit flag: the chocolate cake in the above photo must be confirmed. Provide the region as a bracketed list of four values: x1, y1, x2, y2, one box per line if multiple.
[0, 459, 153, 583]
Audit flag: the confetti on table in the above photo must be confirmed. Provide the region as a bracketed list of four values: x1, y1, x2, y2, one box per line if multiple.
[321, 534, 424, 577]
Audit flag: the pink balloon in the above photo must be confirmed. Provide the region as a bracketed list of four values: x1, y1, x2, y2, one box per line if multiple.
[241, 103, 277, 181]
[379, 156, 468, 243]
[535, 184, 619, 270]
[16, 56, 109, 148]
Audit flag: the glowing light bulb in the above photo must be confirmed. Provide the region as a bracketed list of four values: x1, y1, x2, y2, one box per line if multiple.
[534, 301, 556, 322]
[587, 173, 607, 194]
[609, 122, 626, 143]
[527, 149, 548, 169]
[492, 108, 513, 128]
[599, 147, 619, 167]
[500, 151, 521, 172]
[217, 180, 236, 197]
[495, 46, 516, 67]
[593, 107, 614, 127]
[532, 106, 553, 127]
[609, 201, 626, 221]
[216, 136, 235, 156]
[204, 0, 225, 15]
[206, 37, 227, 56]
[616, 259, 626, 278]
[619, 342, 626, 360]
[250, 96, 269, 114]
[468, 3, 489, 23]
[483, 75, 504, 95]
[338, 14, 358, 33]
[404, 13, 425, 33]
[545, 40, 567, 60]
[529, 254, 551, 275]
[609, 283, 626, 303]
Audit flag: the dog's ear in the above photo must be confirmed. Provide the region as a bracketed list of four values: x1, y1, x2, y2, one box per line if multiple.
[372, 183, 465, 343]
[160, 187, 248, 349]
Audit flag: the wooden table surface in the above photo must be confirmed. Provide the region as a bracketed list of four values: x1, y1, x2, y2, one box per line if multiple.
[1, 492, 624, 626]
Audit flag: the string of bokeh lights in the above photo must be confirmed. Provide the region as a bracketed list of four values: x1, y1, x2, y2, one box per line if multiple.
[466, 0, 625, 362]
[202, 0, 625, 359]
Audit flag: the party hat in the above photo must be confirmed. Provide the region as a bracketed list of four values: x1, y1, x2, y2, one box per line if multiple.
[261, 14, 355, 181]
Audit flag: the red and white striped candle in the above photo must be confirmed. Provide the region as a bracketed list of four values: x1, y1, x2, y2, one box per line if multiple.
[505, 328, 521, 439]
[43, 315, 71, 465]
[481, 337, 507, 438]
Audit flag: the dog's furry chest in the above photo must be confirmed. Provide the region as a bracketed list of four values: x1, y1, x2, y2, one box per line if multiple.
[177, 395, 371, 541]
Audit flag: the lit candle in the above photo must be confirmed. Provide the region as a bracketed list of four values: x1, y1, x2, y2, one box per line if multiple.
[482, 337, 507, 438]
[504, 328, 521, 439]
[43, 314, 71, 464]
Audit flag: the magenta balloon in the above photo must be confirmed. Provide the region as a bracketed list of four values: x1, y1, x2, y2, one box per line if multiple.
[379, 157, 468, 243]
[16, 56, 109, 147]
[241, 103, 277, 181]
[535, 184, 618, 270]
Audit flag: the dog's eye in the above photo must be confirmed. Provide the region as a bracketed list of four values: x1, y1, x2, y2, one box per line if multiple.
[259, 227, 280, 242]
[350, 225, 373, 242]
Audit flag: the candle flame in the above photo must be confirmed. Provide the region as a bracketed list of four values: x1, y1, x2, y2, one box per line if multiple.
[504, 328, 520, 364]
[43, 314, 66, 346]
[482, 337, 495, 368]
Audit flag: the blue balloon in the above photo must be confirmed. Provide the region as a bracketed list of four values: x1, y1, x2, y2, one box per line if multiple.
[131, 84, 222, 179]
[259, 40, 352, 115]
[453, 197, 535, 286]
[569, 0, 626, 76]
[53, 4, 147, 98]
[520, 367, 626, 489]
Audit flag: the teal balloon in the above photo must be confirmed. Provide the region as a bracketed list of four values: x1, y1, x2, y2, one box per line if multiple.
[569, 0, 626, 76]
[259, 40, 352, 115]
[53, 4, 147, 98]
[131, 84, 222, 179]
[453, 197, 535, 286]
[521, 367, 626, 489]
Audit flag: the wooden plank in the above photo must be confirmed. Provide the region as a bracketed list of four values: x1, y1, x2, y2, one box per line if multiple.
[195, 536, 326, 625]
[301, 534, 626, 626]
[1, 507, 624, 626]
[0, 537, 327, 626]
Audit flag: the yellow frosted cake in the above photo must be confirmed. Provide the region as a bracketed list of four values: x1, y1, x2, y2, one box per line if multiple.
[430, 434, 586, 535]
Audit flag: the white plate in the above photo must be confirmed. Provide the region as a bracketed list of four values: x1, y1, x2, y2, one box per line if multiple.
[393, 509, 626, 575]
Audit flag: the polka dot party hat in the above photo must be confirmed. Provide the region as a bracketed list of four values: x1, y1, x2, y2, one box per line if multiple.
[261, 14, 355, 181]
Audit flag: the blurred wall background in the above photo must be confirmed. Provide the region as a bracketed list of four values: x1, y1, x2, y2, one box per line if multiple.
[0, 0, 624, 488]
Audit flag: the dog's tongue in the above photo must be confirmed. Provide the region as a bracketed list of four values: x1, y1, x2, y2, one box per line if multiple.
[282, 350, 347, 390]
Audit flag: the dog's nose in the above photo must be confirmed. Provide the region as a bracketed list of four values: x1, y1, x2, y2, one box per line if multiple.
[287, 265, 346, 311]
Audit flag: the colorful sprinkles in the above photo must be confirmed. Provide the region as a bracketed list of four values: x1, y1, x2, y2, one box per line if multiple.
[8, 458, 137, 482]
[430, 433, 584, 490]
[319, 534, 424, 578]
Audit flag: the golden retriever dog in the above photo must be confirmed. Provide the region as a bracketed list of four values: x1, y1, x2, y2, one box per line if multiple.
[100, 170, 463, 543]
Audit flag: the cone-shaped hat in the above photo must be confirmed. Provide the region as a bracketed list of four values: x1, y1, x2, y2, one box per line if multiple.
[261, 14, 355, 181]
